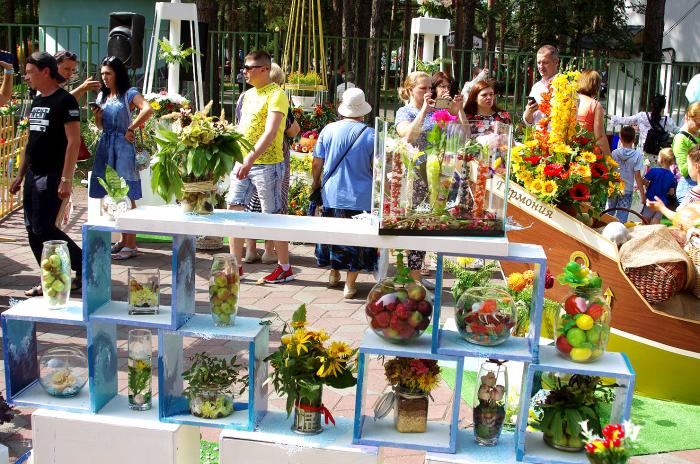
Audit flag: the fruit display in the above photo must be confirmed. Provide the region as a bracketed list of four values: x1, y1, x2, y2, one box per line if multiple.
[555, 262, 611, 363]
[291, 130, 319, 153]
[473, 360, 508, 446]
[209, 254, 240, 326]
[38, 347, 88, 398]
[40, 240, 71, 309]
[455, 287, 516, 346]
[128, 269, 160, 315]
[365, 252, 432, 343]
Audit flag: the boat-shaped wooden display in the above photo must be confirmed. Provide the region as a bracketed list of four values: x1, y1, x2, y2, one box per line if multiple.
[490, 177, 700, 404]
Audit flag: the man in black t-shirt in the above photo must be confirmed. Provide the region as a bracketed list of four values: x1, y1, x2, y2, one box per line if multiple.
[9, 52, 82, 297]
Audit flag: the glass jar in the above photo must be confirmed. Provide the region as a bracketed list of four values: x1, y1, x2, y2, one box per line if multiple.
[128, 269, 160, 315]
[556, 288, 611, 363]
[38, 346, 88, 397]
[394, 387, 429, 433]
[292, 385, 323, 435]
[181, 180, 216, 215]
[189, 388, 234, 419]
[366, 277, 432, 343]
[209, 254, 240, 326]
[101, 195, 130, 221]
[40, 240, 71, 309]
[455, 287, 516, 346]
[128, 329, 152, 411]
[473, 360, 508, 446]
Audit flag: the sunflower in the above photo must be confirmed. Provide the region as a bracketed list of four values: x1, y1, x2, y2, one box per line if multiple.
[316, 356, 343, 378]
[328, 341, 353, 359]
[292, 329, 313, 356]
[580, 151, 597, 163]
[541, 180, 558, 197]
[528, 178, 544, 194]
[570, 163, 591, 179]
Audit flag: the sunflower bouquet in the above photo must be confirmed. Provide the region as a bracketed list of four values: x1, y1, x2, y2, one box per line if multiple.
[511, 71, 623, 215]
[384, 357, 441, 394]
[265, 304, 358, 418]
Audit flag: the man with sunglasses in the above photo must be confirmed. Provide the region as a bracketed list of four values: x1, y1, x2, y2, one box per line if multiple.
[227, 50, 293, 283]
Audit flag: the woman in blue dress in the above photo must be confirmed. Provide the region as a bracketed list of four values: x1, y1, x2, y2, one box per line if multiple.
[89, 56, 153, 260]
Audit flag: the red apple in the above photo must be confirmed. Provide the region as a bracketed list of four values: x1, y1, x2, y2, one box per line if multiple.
[395, 303, 410, 320]
[408, 311, 423, 328]
[556, 334, 573, 354]
[390, 313, 402, 330]
[397, 322, 416, 339]
[407, 285, 426, 301]
[416, 317, 430, 331]
[564, 295, 587, 315]
[587, 303, 604, 320]
[417, 300, 432, 316]
[385, 302, 397, 313]
[403, 299, 417, 312]
[373, 311, 391, 328]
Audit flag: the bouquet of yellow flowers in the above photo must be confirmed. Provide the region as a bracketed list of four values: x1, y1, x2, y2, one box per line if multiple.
[265, 304, 358, 417]
[384, 357, 441, 394]
[511, 71, 623, 214]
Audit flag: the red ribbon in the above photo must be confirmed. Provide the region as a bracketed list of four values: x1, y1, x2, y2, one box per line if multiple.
[295, 401, 336, 426]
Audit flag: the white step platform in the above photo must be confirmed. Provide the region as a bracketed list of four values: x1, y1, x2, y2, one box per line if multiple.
[31, 396, 199, 464]
[219, 410, 378, 464]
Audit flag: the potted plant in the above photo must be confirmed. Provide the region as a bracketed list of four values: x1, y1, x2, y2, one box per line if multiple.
[97, 165, 130, 220]
[265, 304, 357, 435]
[182, 352, 248, 419]
[375, 357, 441, 433]
[581, 420, 641, 464]
[536, 374, 605, 452]
[151, 101, 251, 214]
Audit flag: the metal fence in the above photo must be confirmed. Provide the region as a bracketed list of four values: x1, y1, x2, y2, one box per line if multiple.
[2, 22, 699, 126]
[0, 115, 28, 220]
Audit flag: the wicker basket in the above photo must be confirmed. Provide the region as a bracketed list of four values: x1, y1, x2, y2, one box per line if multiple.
[684, 237, 700, 298]
[624, 262, 687, 304]
[196, 235, 224, 251]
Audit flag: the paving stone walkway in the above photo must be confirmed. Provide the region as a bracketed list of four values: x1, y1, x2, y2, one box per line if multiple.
[0, 188, 697, 464]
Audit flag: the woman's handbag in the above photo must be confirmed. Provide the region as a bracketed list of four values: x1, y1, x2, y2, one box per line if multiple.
[77, 136, 91, 161]
[134, 128, 151, 171]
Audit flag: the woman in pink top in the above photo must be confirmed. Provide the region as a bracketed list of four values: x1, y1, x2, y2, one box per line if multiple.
[577, 70, 610, 155]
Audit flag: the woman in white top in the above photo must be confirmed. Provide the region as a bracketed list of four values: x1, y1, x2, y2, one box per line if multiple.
[608, 94, 678, 158]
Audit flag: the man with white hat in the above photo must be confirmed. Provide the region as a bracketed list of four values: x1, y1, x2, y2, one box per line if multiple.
[312, 87, 377, 299]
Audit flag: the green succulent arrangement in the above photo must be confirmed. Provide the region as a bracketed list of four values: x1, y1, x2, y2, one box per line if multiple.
[97, 165, 129, 199]
[183, 352, 249, 399]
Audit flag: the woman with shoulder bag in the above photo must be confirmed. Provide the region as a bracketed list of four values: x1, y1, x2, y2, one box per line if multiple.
[312, 88, 377, 299]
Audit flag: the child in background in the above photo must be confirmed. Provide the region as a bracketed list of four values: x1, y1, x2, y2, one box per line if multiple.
[641, 148, 677, 223]
[607, 126, 645, 222]
[646, 145, 700, 221]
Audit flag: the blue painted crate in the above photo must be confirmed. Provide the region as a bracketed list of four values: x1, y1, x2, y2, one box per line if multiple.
[514, 346, 636, 463]
[2, 310, 91, 413]
[158, 314, 269, 430]
[430, 244, 548, 363]
[352, 329, 464, 454]
[425, 429, 519, 463]
[82, 224, 195, 330]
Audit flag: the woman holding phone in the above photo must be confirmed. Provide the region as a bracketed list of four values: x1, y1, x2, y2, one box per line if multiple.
[463, 79, 512, 127]
[89, 56, 153, 260]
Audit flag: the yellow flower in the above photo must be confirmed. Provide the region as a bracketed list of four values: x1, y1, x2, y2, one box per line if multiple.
[528, 178, 544, 194]
[457, 257, 475, 267]
[508, 272, 528, 291]
[541, 180, 558, 197]
[418, 375, 439, 392]
[328, 341, 353, 359]
[617, 181, 626, 194]
[523, 270, 535, 285]
[292, 329, 312, 356]
[525, 139, 539, 148]
[281, 334, 292, 345]
[291, 321, 306, 329]
[570, 163, 591, 179]
[606, 156, 619, 168]
[551, 143, 574, 155]
[580, 151, 597, 163]
[317, 356, 343, 378]
[150, 101, 161, 110]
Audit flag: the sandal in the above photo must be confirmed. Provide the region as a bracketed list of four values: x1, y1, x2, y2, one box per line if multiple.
[111, 242, 126, 254]
[112, 247, 138, 260]
[24, 285, 43, 297]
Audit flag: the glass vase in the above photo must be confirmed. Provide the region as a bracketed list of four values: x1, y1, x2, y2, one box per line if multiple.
[394, 387, 429, 433]
[181, 180, 216, 215]
[40, 240, 71, 309]
[426, 151, 456, 213]
[455, 287, 516, 346]
[128, 269, 160, 315]
[556, 287, 611, 363]
[38, 346, 87, 397]
[209, 254, 240, 326]
[292, 385, 323, 435]
[128, 329, 152, 411]
[473, 360, 508, 445]
[365, 277, 432, 343]
[189, 388, 234, 419]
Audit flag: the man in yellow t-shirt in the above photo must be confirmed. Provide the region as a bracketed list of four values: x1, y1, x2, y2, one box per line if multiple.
[227, 50, 293, 283]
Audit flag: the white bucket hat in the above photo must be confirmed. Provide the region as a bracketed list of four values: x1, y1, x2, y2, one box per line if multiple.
[338, 87, 372, 118]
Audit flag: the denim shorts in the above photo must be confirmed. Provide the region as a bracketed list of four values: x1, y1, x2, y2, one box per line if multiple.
[226, 161, 284, 214]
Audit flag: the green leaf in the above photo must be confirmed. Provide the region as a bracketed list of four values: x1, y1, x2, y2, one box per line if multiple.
[292, 304, 307, 325]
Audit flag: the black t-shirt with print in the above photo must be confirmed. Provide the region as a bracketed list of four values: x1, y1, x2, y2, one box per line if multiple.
[26, 87, 80, 175]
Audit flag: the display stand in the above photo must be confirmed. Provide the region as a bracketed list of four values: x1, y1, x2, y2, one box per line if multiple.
[2, 206, 635, 464]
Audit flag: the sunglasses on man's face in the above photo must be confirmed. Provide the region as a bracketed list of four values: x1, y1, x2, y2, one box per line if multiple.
[243, 64, 264, 71]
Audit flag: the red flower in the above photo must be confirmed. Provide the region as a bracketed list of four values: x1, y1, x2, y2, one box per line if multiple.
[409, 359, 429, 375]
[523, 155, 542, 165]
[568, 183, 591, 201]
[544, 163, 563, 177]
[590, 162, 608, 178]
[574, 135, 591, 146]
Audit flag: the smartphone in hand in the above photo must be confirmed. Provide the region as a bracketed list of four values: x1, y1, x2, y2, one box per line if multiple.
[527, 96, 538, 108]
[434, 97, 451, 109]
[88, 102, 102, 111]
[0, 50, 15, 65]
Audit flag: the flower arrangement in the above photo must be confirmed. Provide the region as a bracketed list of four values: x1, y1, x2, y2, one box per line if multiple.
[506, 269, 560, 338]
[581, 420, 641, 464]
[384, 357, 441, 394]
[510, 71, 623, 215]
[265, 304, 357, 417]
[288, 175, 311, 216]
[292, 103, 337, 132]
[286, 71, 324, 89]
[158, 37, 199, 68]
[151, 101, 251, 212]
[143, 91, 189, 119]
[182, 353, 248, 419]
[416, 0, 452, 18]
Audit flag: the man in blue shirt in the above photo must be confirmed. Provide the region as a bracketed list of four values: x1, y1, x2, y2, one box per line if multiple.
[312, 88, 376, 299]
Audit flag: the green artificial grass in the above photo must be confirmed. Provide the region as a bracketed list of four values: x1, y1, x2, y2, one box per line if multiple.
[200, 440, 219, 464]
[441, 367, 700, 456]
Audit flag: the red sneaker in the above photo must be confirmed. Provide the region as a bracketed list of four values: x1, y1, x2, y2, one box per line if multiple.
[239, 266, 244, 277]
[263, 265, 295, 283]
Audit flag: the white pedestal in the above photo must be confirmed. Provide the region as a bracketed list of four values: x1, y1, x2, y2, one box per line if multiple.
[31, 397, 199, 464]
[219, 411, 378, 464]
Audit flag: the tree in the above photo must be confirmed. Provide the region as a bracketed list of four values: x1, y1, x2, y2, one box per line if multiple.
[196, 0, 219, 109]
[366, 0, 386, 120]
[641, 0, 666, 104]
[342, 0, 353, 59]
[454, 0, 477, 84]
